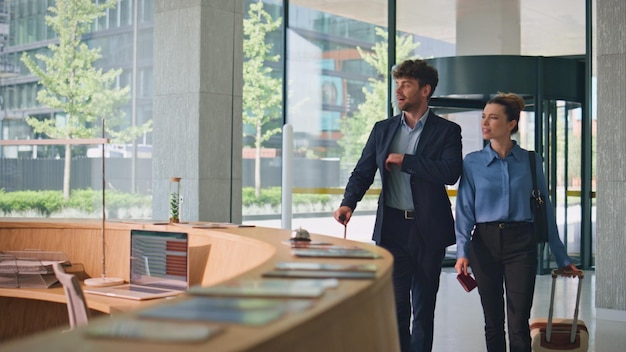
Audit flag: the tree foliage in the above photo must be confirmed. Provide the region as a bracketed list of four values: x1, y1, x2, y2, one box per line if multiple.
[21, 0, 131, 139]
[338, 28, 420, 165]
[20, 0, 152, 198]
[242, 1, 282, 197]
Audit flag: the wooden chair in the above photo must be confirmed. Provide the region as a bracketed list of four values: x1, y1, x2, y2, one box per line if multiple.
[52, 263, 89, 328]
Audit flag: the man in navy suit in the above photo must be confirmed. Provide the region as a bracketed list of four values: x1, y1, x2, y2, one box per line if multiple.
[334, 59, 462, 352]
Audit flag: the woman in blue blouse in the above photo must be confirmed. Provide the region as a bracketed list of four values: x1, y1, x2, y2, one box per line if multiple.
[454, 92, 580, 352]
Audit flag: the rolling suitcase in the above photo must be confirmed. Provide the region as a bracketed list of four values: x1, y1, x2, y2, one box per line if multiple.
[530, 269, 588, 351]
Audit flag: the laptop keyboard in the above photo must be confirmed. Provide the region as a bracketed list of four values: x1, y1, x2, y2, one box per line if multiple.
[123, 285, 171, 294]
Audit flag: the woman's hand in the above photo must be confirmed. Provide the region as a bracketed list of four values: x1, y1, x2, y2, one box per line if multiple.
[455, 258, 470, 275]
[556, 263, 583, 278]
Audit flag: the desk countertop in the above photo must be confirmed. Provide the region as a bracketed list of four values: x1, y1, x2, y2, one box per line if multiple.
[0, 219, 399, 352]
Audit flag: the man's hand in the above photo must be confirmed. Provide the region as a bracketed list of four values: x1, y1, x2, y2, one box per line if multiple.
[334, 206, 352, 225]
[385, 153, 404, 171]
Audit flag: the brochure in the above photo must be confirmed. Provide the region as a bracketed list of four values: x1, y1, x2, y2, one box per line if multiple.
[262, 269, 376, 280]
[274, 261, 378, 272]
[86, 319, 223, 343]
[189, 278, 338, 298]
[138, 296, 313, 326]
[291, 247, 381, 259]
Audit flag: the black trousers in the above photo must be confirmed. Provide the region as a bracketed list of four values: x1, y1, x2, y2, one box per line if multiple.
[379, 207, 446, 352]
[469, 222, 537, 352]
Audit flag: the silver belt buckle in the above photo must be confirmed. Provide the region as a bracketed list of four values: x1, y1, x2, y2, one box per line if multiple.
[404, 210, 415, 220]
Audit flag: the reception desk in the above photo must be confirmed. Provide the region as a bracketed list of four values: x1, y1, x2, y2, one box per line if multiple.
[0, 219, 399, 351]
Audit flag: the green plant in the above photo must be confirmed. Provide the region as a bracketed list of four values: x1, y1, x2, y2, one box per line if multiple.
[0, 189, 11, 215]
[242, 187, 331, 208]
[0, 190, 64, 217]
[66, 189, 99, 213]
[169, 192, 180, 222]
[0, 188, 152, 217]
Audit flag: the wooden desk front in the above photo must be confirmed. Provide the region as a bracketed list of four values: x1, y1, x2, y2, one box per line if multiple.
[0, 219, 399, 351]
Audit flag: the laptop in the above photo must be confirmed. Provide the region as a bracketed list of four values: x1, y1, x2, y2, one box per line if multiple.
[85, 229, 190, 300]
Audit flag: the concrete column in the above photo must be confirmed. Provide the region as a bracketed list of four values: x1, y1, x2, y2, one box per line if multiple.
[456, 0, 521, 55]
[596, 0, 626, 321]
[152, 0, 243, 223]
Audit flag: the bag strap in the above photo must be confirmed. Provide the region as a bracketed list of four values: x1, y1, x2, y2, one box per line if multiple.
[529, 151, 544, 207]
[529, 151, 547, 244]
[529, 151, 538, 191]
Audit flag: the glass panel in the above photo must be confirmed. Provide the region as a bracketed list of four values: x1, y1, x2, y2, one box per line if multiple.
[120, 0, 131, 27]
[395, 1, 592, 267]
[548, 101, 583, 266]
[108, 4, 118, 29]
[241, 0, 284, 221]
[520, 0, 586, 56]
[242, 1, 388, 238]
[395, 0, 587, 57]
[276, 1, 385, 238]
[0, 0, 154, 220]
[140, 0, 154, 23]
[397, 0, 456, 58]
[590, 0, 597, 268]
[0, 0, 595, 258]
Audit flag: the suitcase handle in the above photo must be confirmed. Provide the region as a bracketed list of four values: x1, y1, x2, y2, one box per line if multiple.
[551, 268, 584, 279]
[546, 269, 584, 344]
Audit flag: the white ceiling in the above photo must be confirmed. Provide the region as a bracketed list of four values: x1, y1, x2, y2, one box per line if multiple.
[290, 0, 589, 57]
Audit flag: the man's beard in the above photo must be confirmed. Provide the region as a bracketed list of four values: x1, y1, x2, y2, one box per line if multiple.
[400, 100, 415, 112]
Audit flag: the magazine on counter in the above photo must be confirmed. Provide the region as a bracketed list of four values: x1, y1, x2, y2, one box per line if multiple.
[291, 247, 381, 259]
[189, 278, 338, 298]
[138, 296, 313, 326]
[274, 262, 378, 272]
[263, 269, 376, 280]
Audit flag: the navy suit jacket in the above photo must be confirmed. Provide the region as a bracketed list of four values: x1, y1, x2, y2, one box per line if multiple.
[341, 111, 463, 250]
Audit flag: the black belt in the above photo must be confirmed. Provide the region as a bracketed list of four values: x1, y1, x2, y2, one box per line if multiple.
[386, 207, 415, 220]
[479, 222, 532, 230]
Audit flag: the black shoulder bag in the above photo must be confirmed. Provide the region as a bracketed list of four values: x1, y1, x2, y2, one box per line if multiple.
[529, 151, 549, 243]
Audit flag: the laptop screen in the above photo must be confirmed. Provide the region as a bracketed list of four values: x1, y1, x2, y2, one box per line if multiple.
[129, 229, 189, 290]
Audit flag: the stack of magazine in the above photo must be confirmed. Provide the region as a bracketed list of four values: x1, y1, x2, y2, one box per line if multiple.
[0, 250, 70, 288]
[263, 261, 378, 279]
[290, 245, 381, 259]
[135, 278, 333, 327]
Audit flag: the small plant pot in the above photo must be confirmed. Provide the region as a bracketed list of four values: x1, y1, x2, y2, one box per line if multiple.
[169, 177, 181, 223]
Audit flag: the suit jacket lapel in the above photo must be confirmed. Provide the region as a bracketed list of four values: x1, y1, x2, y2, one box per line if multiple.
[382, 115, 401, 154]
[414, 111, 438, 157]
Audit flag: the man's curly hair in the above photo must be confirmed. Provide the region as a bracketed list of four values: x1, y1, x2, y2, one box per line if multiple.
[392, 59, 439, 99]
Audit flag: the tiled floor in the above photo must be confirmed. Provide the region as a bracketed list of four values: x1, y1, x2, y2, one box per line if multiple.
[434, 268, 626, 352]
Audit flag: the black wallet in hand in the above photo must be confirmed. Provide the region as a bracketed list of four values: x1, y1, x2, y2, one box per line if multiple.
[457, 273, 477, 292]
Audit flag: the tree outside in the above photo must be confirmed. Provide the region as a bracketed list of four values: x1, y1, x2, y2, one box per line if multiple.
[20, 0, 151, 199]
[242, 1, 283, 198]
[338, 28, 420, 166]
